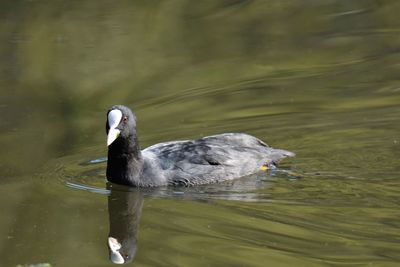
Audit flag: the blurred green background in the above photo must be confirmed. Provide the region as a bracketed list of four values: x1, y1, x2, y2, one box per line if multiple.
[0, 1, 400, 266]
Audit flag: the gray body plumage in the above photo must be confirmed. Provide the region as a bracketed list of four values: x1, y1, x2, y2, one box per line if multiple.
[141, 133, 294, 186]
[106, 105, 295, 187]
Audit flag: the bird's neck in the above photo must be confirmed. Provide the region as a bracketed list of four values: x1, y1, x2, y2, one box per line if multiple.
[106, 135, 144, 186]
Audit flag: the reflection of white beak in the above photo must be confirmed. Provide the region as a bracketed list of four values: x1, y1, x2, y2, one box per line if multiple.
[108, 237, 125, 264]
[107, 110, 122, 146]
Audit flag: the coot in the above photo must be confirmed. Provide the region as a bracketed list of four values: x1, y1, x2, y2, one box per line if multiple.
[106, 105, 294, 187]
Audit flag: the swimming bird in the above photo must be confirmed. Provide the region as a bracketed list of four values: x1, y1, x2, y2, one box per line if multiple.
[106, 105, 295, 187]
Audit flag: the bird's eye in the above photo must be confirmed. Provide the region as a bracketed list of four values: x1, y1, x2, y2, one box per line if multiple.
[122, 116, 128, 123]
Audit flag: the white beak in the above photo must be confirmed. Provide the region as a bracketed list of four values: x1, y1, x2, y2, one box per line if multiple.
[107, 109, 122, 146]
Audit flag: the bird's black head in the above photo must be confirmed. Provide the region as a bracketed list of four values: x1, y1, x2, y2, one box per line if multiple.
[106, 105, 137, 147]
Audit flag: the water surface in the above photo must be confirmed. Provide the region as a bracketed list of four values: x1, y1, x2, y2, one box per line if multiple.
[1, 1, 400, 266]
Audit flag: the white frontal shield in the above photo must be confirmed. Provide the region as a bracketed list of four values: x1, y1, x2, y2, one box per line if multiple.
[107, 109, 122, 146]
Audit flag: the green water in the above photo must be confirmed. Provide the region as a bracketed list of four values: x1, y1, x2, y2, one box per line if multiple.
[1, 1, 400, 266]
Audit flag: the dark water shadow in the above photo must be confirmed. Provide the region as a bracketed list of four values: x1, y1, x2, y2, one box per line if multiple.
[107, 184, 144, 264]
[64, 156, 301, 264]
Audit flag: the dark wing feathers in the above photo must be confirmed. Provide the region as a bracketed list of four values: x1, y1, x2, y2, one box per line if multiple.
[144, 133, 294, 185]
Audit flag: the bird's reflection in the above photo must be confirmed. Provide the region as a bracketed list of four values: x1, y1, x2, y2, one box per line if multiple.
[104, 171, 287, 264]
[107, 184, 144, 264]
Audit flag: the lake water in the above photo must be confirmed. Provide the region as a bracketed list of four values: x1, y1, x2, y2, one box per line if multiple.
[1, 1, 400, 266]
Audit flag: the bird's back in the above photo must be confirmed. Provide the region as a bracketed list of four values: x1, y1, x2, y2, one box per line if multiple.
[142, 133, 294, 186]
